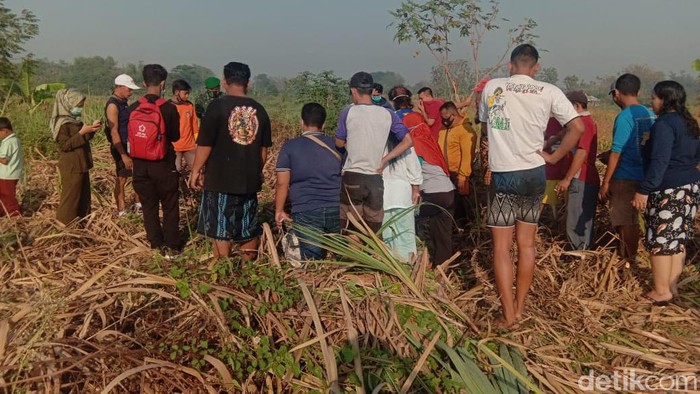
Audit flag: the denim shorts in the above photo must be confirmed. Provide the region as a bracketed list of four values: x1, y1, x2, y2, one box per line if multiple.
[487, 166, 546, 227]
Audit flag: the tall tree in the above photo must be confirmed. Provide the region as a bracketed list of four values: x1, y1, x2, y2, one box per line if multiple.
[370, 71, 406, 89]
[430, 59, 472, 98]
[287, 70, 349, 131]
[622, 64, 665, 94]
[538, 66, 558, 85]
[0, 1, 39, 78]
[169, 64, 215, 90]
[391, 0, 537, 101]
[563, 75, 581, 91]
[251, 73, 279, 97]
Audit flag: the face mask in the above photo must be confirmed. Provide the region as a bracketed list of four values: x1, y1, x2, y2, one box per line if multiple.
[371, 96, 382, 103]
[442, 118, 453, 128]
[70, 107, 83, 117]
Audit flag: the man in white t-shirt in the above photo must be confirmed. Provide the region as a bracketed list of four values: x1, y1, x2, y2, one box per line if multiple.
[479, 44, 584, 329]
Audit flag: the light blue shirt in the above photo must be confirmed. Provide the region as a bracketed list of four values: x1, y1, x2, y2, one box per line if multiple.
[0, 133, 22, 180]
[611, 105, 655, 181]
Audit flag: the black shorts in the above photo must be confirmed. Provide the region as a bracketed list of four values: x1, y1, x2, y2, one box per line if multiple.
[487, 166, 546, 227]
[197, 191, 260, 242]
[111, 143, 132, 178]
[339, 172, 384, 233]
[645, 181, 700, 255]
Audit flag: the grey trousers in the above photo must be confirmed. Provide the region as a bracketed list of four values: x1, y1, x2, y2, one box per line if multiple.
[567, 178, 598, 250]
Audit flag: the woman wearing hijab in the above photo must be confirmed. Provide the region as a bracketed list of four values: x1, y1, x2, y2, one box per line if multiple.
[51, 88, 102, 224]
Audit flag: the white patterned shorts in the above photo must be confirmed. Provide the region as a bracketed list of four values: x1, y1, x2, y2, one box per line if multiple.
[644, 181, 700, 255]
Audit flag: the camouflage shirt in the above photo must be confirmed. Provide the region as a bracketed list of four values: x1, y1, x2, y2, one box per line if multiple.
[194, 91, 223, 119]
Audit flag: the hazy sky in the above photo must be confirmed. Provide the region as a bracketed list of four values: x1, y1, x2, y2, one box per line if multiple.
[7, 0, 700, 84]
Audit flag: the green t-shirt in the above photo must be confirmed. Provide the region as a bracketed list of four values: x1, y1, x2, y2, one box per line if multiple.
[0, 133, 22, 179]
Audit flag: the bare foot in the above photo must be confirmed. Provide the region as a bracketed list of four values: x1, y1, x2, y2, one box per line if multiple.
[514, 300, 523, 322]
[493, 316, 517, 330]
[671, 283, 679, 298]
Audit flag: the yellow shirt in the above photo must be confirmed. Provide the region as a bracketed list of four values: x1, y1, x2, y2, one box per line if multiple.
[437, 120, 477, 183]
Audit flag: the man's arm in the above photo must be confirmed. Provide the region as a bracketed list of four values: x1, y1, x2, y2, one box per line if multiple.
[540, 117, 584, 164]
[415, 100, 435, 126]
[106, 103, 132, 170]
[189, 145, 213, 190]
[377, 134, 414, 172]
[556, 148, 587, 194]
[599, 152, 620, 200]
[274, 171, 292, 226]
[261, 147, 268, 171]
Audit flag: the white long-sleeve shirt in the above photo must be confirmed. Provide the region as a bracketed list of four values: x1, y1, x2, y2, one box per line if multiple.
[382, 147, 423, 209]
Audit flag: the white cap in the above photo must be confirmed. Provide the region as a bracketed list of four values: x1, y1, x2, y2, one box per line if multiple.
[114, 74, 141, 90]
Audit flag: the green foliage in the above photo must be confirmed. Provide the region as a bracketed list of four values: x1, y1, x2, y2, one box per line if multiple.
[0, 1, 39, 79]
[369, 71, 406, 90]
[287, 70, 349, 132]
[563, 75, 581, 91]
[391, 0, 538, 98]
[538, 66, 558, 85]
[169, 64, 215, 90]
[29, 57, 214, 96]
[430, 59, 473, 98]
[251, 73, 280, 97]
[623, 63, 665, 94]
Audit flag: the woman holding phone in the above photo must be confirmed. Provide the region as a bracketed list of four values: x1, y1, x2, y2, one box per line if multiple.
[51, 88, 102, 225]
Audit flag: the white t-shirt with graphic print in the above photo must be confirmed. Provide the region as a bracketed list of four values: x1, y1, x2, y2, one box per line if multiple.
[479, 74, 579, 172]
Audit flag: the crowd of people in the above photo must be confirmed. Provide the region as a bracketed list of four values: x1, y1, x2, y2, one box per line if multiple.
[0, 44, 699, 328]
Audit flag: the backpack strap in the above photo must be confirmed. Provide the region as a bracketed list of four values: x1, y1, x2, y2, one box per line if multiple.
[304, 134, 342, 161]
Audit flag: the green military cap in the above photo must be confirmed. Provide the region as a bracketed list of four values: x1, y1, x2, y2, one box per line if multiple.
[204, 77, 220, 89]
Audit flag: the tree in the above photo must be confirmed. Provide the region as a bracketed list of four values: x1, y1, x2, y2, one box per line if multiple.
[287, 70, 350, 132]
[538, 66, 558, 85]
[563, 75, 581, 91]
[622, 64, 665, 94]
[693, 59, 700, 85]
[251, 73, 279, 97]
[668, 70, 699, 99]
[369, 71, 406, 90]
[169, 64, 215, 90]
[0, 2, 39, 79]
[430, 59, 472, 98]
[391, 0, 537, 101]
[66, 56, 121, 95]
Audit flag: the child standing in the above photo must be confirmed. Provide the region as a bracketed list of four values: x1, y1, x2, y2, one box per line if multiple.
[170, 79, 199, 175]
[0, 117, 22, 217]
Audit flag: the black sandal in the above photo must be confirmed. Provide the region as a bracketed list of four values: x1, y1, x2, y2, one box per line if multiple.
[640, 294, 671, 307]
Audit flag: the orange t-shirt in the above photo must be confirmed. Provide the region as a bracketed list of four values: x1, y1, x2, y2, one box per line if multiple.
[171, 100, 199, 152]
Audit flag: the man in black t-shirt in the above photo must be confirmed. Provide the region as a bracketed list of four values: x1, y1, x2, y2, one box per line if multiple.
[128, 64, 181, 256]
[190, 62, 272, 260]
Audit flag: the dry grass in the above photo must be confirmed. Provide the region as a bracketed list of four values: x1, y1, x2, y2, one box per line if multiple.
[1, 124, 699, 393]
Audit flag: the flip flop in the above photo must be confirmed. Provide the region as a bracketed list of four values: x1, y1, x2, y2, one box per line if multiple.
[639, 294, 671, 307]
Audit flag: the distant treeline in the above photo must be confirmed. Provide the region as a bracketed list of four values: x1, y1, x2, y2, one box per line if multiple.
[25, 56, 700, 103]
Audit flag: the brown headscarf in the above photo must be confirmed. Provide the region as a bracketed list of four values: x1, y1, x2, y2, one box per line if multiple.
[50, 88, 86, 141]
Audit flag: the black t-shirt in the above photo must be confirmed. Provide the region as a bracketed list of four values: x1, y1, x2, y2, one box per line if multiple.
[127, 94, 180, 160]
[197, 95, 272, 194]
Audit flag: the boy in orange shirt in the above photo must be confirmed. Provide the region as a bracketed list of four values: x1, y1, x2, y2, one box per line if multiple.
[170, 79, 199, 176]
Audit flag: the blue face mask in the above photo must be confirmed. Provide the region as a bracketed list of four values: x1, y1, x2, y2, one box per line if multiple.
[371, 96, 382, 103]
[70, 107, 83, 117]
